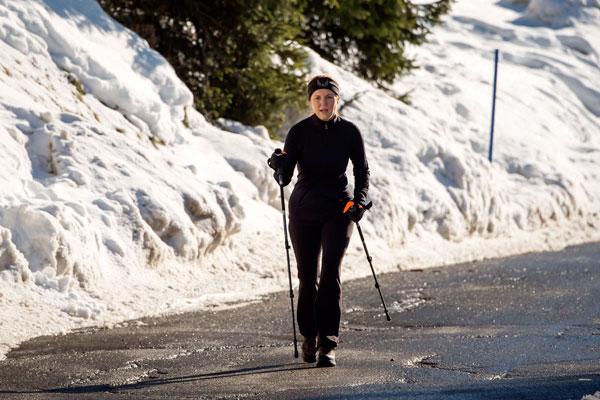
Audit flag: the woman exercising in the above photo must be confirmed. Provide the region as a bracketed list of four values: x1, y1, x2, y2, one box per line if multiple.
[268, 74, 370, 367]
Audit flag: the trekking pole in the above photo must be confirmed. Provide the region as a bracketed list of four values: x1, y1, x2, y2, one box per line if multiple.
[276, 166, 299, 358]
[355, 203, 391, 321]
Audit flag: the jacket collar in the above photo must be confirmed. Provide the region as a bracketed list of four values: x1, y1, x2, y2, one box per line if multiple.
[310, 113, 340, 128]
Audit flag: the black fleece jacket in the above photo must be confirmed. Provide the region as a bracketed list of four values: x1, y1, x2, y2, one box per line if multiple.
[279, 114, 369, 218]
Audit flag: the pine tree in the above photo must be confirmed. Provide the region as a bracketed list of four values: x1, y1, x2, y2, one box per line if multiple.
[300, 0, 453, 87]
[99, 0, 307, 135]
[99, 0, 454, 135]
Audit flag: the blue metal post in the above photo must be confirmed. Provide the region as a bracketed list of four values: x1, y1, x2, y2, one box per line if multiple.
[489, 49, 499, 162]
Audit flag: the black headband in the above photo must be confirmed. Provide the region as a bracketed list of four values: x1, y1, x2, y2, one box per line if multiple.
[307, 77, 340, 99]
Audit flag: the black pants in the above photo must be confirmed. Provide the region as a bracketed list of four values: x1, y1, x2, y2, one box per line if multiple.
[288, 211, 353, 349]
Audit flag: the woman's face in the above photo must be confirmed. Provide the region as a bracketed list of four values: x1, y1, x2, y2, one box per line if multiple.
[310, 89, 338, 121]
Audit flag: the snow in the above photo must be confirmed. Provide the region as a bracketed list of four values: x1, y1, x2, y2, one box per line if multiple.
[0, 0, 599, 360]
[522, 0, 600, 28]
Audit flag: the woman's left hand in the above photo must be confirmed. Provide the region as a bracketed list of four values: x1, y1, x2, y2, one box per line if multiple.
[343, 200, 365, 222]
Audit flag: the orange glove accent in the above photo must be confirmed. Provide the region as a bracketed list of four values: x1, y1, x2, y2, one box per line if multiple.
[344, 200, 362, 212]
[343, 200, 354, 214]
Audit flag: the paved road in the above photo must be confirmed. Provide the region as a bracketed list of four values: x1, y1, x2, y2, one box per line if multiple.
[1, 242, 600, 399]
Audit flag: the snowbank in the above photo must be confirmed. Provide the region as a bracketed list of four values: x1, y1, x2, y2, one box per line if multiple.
[1, 0, 599, 359]
[0, 0, 272, 358]
[523, 0, 600, 28]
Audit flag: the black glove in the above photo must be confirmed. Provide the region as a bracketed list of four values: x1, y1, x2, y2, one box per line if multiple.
[267, 149, 286, 171]
[343, 200, 365, 222]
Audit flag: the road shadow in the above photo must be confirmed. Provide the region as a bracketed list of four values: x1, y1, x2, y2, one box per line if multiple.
[0, 362, 312, 395]
[6, 371, 597, 399]
[302, 374, 600, 400]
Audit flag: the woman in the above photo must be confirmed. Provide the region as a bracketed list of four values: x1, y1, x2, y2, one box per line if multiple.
[268, 74, 370, 367]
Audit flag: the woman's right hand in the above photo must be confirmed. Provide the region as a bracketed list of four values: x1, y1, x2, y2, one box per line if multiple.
[267, 148, 286, 171]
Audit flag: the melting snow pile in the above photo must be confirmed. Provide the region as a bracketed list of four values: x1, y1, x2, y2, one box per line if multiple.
[0, 0, 279, 358]
[0, 0, 599, 358]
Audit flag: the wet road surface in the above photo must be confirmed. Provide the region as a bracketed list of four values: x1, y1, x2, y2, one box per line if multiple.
[1, 242, 600, 399]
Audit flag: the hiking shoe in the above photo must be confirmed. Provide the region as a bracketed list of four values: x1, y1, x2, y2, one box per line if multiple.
[316, 346, 336, 367]
[302, 337, 317, 363]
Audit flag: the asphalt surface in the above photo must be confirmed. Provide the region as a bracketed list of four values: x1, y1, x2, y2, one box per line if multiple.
[1, 242, 600, 399]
